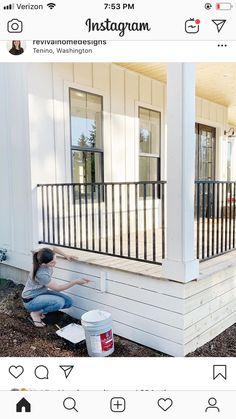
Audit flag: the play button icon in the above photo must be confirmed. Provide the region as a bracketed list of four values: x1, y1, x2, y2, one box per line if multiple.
[59, 365, 74, 379]
[212, 19, 226, 32]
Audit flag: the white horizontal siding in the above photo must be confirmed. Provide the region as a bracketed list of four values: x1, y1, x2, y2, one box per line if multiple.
[185, 313, 236, 356]
[52, 261, 184, 356]
[53, 254, 236, 356]
[3, 250, 236, 356]
[183, 256, 236, 354]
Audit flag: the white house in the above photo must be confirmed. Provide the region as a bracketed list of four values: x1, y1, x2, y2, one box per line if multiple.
[1, 62, 236, 356]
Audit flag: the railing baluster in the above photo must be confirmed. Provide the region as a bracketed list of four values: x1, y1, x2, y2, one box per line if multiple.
[79, 184, 82, 249]
[234, 182, 236, 249]
[72, 185, 76, 248]
[85, 183, 88, 249]
[119, 184, 123, 256]
[41, 186, 45, 243]
[195, 180, 236, 261]
[91, 184, 95, 251]
[135, 183, 138, 260]
[216, 183, 220, 254]
[46, 185, 50, 243]
[161, 182, 165, 259]
[196, 182, 200, 259]
[112, 184, 115, 254]
[143, 183, 147, 260]
[229, 182, 232, 249]
[62, 185, 65, 246]
[221, 183, 224, 253]
[225, 183, 228, 251]
[51, 185, 55, 244]
[127, 184, 130, 258]
[202, 182, 205, 260]
[98, 184, 101, 252]
[152, 183, 156, 262]
[211, 182, 215, 256]
[207, 182, 210, 258]
[105, 184, 108, 253]
[56, 185, 60, 245]
[37, 181, 166, 266]
[67, 184, 71, 247]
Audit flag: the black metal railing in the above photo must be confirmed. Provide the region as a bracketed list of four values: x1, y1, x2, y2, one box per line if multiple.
[195, 181, 236, 261]
[37, 181, 166, 265]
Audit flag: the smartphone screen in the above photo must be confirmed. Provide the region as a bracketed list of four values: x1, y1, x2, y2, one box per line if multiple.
[0, 1, 235, 417]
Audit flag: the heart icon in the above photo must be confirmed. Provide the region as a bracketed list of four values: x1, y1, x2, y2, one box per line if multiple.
[9, 365, 24, 379]
[157, 398, 173, 411]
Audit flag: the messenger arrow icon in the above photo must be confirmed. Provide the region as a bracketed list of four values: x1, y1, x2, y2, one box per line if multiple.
[212, 19, 226, 32]
[59, 365, 74, 379]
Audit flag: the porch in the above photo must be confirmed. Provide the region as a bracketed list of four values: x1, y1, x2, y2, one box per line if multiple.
[37, 180, 236, 265]
[2, 61, 236, 356]
[44, 246, 236, 357]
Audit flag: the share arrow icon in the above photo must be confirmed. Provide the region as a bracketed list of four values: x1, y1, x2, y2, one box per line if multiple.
[212, 19, 226, 32]
[59, 365, 74, 379]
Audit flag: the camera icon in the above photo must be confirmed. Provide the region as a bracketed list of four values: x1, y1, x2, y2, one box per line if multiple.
[7, 18, 23, 33]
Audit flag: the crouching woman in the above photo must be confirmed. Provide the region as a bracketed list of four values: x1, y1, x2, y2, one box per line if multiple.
[22, 247, 91, 327]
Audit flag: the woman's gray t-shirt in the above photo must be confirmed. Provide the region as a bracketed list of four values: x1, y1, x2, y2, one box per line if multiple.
[22, 266, 53, 298]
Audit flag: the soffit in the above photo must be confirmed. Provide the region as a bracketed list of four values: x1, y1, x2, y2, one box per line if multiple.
[117, 63, 236, 125]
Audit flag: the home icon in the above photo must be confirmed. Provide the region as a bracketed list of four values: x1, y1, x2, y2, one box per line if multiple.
[16, 397, 31, 413]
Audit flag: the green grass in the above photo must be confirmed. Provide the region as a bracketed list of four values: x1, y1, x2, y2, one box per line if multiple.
[0, 278, 10, 288]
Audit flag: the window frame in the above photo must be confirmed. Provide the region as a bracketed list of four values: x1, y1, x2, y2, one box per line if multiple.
[69, 86, 104, 185]
[138, 105, 162, 197]
[195, 123, 216, 181]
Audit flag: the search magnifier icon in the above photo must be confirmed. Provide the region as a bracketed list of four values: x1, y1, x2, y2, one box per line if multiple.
[63, 397, 78, 412]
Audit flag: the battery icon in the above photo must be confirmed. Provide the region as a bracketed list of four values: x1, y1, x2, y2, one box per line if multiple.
[216, 2, 233, 9]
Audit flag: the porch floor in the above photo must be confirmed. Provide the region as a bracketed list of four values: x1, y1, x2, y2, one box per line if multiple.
[56, 246, 236, 280]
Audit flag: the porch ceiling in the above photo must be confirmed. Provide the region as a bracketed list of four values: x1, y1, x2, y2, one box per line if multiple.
[117, 63, 236, 126]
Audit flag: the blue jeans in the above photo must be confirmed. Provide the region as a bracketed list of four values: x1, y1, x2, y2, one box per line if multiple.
[23, 290, 73, 314]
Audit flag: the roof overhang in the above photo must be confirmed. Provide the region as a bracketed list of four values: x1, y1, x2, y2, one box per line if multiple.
[117, 63, 236, 126]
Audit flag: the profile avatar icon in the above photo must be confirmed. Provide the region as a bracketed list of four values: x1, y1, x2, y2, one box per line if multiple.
[9, 40, 24, 55]
[205, 397, 220, 412]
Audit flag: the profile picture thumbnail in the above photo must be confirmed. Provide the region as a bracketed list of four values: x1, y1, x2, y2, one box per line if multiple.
[8, 40, 25, 56]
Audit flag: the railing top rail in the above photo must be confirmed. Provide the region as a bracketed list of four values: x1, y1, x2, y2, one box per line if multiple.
[195, 180, 236, 184]
[37, 181, 167, 187]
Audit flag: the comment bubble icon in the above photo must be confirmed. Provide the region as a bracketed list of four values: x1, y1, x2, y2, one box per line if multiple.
[34, 365, 49, 380]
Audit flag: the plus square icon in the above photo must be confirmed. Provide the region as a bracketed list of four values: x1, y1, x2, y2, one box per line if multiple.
[110, 397, 126, 412]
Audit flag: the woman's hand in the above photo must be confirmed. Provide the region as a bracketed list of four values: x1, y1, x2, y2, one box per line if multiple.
[65, 254, 78, 261]
[51, 246, 78, 261]
[73, 278, 92, 285]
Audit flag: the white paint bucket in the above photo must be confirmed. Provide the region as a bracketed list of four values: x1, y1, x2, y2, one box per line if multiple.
[81, 310, 114, 357]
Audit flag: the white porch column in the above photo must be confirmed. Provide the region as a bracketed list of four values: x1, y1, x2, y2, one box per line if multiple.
[162, 63, 199, 282]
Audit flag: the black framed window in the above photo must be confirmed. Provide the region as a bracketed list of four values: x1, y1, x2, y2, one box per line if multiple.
[70, 88, 104, 187]
[195, 123, 216, 181]
[139, 107, 161, 196]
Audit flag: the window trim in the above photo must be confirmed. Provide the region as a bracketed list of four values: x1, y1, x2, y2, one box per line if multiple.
[138, 104, 162, 185]
[135, 101, 163, 182]
[195, 122, 216, 181]
[64, 81, 105, 183]
[69, 86, 104, 185]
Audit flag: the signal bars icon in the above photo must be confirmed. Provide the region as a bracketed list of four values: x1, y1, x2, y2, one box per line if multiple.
[3, 3, 14, 9]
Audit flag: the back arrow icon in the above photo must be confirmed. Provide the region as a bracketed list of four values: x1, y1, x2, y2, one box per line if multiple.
[212, 19, 226, 32]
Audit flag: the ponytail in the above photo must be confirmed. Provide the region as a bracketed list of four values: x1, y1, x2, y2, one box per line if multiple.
[32, 251, 40, 279]
[32, 248, 54, 279]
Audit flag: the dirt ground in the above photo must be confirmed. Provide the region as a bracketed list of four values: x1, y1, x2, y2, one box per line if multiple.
[0, 278, 235, 357]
